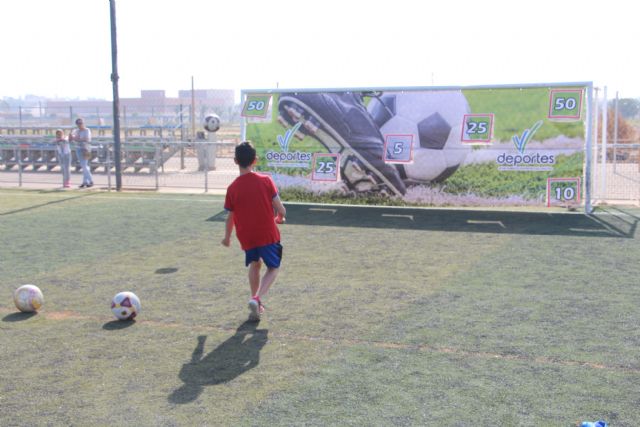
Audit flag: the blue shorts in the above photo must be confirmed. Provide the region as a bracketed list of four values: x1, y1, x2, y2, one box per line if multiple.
[245, 242, 283, 268]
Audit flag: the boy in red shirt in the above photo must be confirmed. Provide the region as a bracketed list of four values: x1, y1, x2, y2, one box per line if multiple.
[221, 141, 286, 321]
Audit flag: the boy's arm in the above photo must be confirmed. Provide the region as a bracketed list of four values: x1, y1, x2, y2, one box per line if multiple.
[221, 211, 234, 247]
[272, 195, 286, 224]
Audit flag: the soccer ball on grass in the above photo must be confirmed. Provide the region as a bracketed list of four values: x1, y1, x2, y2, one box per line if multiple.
[14, 284, 44, 312]
[111, 291, 141, 321]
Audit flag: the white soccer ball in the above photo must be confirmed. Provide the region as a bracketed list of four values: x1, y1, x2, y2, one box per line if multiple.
[111, 291, 141, 321]
[368, 90, 471, 183]
[203, 114, 221, 132]
[14, 284, 44, 312]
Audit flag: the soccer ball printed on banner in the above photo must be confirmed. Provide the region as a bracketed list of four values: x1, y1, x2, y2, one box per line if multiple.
[368, 91, 471, 183]
[203, 114, 221, 133]
[13, 284, 44, 312]
[111, 291, 141, 321]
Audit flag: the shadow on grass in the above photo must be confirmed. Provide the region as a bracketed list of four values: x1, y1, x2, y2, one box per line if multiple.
[102, 319, 136, 330]
[155, 267, 179, 274]
[207, 203, 638, 238]
[2, 311, 37, 322]
[169, 320, 268, 404]
[0, 192, 96, 216]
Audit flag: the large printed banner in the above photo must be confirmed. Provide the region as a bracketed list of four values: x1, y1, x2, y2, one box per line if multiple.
[242, 84, 588, 208]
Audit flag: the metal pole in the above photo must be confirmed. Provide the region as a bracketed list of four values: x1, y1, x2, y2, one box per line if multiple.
[613, 92, 619, 173]
[154, 146, 160, 190]
[600, 87, 608, 200]
[191, 76, 196, 141]
[18, 148, 22, 187]
[584, 84, 593, 214]
[593, 88, 599, 201]
[109, 0, 123, 191]
[179, 104, 185, 169]
[107, 141, 112, 191]
[179, 104, 184, 141]
[204, 143, 209, 193]
[239, 91, 246, 141]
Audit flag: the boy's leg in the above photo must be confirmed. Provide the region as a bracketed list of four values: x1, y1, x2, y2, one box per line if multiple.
[256, 267, 279, 300]
[248, 260, 261, 297]
[255, 242, 282, 300]
[247, 260, 263, 320]
[248, 243, 282, 320]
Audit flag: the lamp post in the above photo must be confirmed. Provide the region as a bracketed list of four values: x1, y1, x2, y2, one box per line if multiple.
[109, 0, 122, 190]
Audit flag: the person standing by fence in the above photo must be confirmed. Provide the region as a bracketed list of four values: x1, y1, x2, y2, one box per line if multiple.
[54, 129, 71, 188]
[69, 118, 93, 188]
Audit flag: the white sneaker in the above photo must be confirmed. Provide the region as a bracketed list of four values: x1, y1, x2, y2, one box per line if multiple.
[248, 298, 261, 321]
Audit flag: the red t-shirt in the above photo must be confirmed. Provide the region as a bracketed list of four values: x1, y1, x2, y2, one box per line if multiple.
[224, 172, 281, 250]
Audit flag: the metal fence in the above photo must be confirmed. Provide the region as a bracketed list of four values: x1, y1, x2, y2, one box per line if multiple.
[588, 89, 640, 206]
[591, 141, 640, 204]
[0, 131, 240, 192]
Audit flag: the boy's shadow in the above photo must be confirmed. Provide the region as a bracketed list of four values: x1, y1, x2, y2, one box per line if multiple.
[169, 320, 268, 404]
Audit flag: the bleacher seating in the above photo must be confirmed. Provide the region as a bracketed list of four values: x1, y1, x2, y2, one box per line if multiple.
[0, 130, 181, 174]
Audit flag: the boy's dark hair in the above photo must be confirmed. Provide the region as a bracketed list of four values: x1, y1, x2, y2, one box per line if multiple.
[235, 141, 257, 168]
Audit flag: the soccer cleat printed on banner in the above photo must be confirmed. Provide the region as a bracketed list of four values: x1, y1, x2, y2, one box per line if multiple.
[277, 92, 407, 196]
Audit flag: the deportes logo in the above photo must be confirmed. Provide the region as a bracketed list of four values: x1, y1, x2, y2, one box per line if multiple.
[266, 122, 312, 167]
[496, 120, 555, 171]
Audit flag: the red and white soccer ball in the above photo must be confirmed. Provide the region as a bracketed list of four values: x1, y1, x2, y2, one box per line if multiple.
[14, 284, 44, 312]
[111, 291, 141, 321]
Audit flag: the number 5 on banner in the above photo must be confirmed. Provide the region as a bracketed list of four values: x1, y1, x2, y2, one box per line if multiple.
[547, 177, 581, 207]
[383, 134, 413, 163]
[242, 94, 272, 118]
[312, 153, 340, 182]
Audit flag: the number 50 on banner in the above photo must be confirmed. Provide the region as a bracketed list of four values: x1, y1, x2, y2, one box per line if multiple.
[242, 94, 272, 118]
[548, 89, 583, 121]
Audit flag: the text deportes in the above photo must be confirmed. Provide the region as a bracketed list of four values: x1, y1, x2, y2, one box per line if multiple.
[265, 151, 312, 161]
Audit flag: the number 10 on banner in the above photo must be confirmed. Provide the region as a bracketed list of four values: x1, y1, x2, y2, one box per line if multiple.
[312, 153, 340, 182]
[547, 177, 581, 207]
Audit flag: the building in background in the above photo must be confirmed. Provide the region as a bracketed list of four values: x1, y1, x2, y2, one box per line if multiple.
[40, 89, 237, 127]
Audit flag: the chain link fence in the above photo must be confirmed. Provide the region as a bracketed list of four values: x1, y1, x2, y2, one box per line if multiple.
[0, 128, 240, 192]
[589, 92, 640, 206]
[591, 141, 640, 204]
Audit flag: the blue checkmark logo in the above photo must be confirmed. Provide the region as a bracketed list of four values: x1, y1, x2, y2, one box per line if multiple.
[277, 122, 303, 152]
[512, 120, 543, 154]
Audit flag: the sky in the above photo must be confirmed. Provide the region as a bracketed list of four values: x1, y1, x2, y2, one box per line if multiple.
[2, 0, 639, 101]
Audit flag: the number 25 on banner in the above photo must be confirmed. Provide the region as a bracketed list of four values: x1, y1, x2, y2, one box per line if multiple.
[547, 178, 581, 207]
[461, 114, 494, 144]
[241, 95, 272, 118]
[548, 89, 583, 120]
[312, 153, 340, 182]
